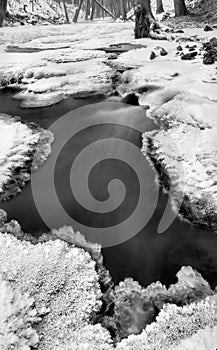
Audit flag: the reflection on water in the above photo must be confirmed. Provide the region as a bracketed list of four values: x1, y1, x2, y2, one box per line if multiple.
[0, 89, 217, 288]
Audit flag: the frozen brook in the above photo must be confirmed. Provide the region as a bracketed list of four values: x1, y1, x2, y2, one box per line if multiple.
[1, 11, 217, 350]
[1, 21, 217, 228]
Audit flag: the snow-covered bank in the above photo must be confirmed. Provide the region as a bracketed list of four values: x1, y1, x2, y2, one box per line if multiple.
[0, 113, 53, 201]
[139, 83, 217, 229]
[143, 125, 217, 229]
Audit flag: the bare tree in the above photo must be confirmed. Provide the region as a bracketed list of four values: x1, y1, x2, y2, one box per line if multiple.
[90, 0, 96, 19]
[135, 0, 188, 39]
[134, 0, 168, 39]
[85, 0, 91, 19]
[63, 0, 69, 23]
[0, 0, 7, 27]
[156, 0, 187, 16]
[95, 0, 116, 18]
[73, 0, 84, 22]
[111, 0, 121, 19]
[139, 0, 187, 17]
[119, 0, 127, 19]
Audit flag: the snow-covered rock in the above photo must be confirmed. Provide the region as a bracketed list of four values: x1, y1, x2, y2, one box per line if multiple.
[0, 113, 53, 201]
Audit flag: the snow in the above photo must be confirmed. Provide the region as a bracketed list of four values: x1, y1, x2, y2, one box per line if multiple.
[114, 41, 177, 69]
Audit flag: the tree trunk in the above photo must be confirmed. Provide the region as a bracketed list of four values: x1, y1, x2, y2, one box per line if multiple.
[0, 0, 7, 26]
[134, 0, 168, 39]
[156, 0, 164, 14]
[63, 0, 69, 23]
[139, 0, 155, 20]
[134, 0, 156, 38]
[111, 0, 120, 19]
[101, 0, 104, 18]
[173, 0, 187, 16]
[73, 0, 84, 22]
[135, 5, 151, 38]
[90, 0, 96, 19]
[119, 0, 126, 19]
[85, 0, 90, 19]
[94, 0, 116, 19]
[96, 1, 100, 17]
[31, 0, 34, 12]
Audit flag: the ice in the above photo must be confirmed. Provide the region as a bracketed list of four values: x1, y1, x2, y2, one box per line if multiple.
[17, 91, 64, 108]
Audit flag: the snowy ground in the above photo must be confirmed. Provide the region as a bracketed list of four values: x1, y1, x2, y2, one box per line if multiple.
[0, 20, 217, 224]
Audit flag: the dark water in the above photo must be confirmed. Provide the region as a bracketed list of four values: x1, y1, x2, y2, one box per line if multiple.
[0, 88, 106, 128]
[1, 89, 217, 289]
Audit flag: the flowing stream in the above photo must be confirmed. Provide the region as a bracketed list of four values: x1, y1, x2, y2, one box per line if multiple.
[1, 88, 217, 288]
